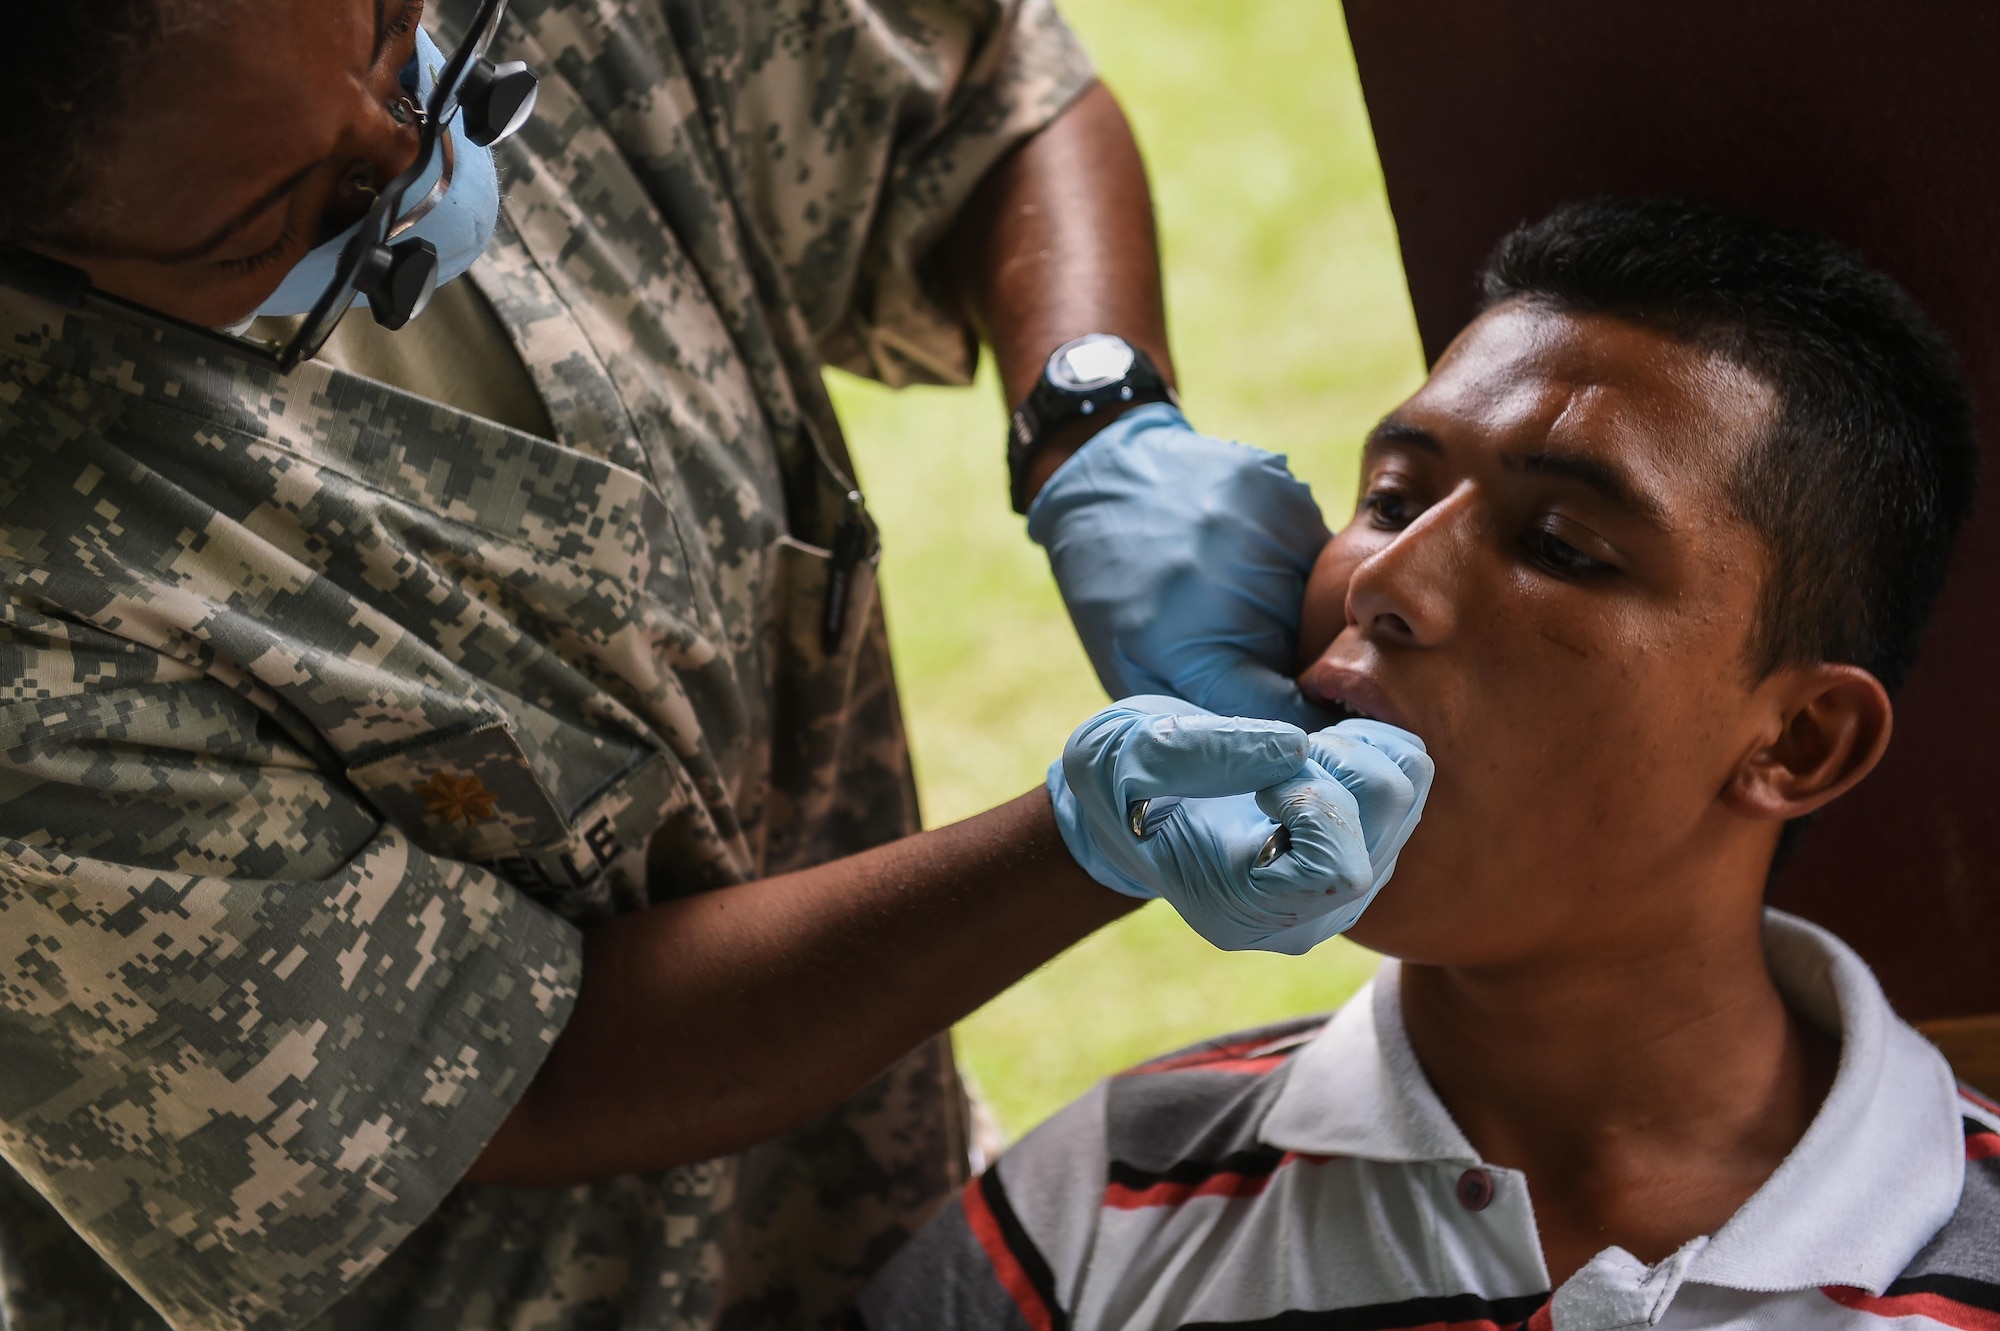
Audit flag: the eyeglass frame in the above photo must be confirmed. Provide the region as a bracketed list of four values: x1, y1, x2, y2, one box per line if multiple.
[0, 0, 518, 375]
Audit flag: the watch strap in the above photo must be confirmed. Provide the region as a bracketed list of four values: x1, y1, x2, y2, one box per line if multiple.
[1007, 339, 1176, 514]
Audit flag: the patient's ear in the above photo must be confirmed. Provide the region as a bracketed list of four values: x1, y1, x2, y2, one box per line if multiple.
[1722, 664, 1894, 822]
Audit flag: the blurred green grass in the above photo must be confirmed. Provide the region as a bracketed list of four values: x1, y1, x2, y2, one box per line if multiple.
[828, 0, 1427, 1139]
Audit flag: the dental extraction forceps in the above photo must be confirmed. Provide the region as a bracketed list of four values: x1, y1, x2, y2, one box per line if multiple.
[1127, 797, 1292, 867]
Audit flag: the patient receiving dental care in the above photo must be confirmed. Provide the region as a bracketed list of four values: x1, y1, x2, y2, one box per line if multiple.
[853, 198, 2000, 1330]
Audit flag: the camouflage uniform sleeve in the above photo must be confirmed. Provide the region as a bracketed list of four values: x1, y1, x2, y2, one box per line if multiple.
[731, 0, 1099, 388]
[0, 603, 583, 1331]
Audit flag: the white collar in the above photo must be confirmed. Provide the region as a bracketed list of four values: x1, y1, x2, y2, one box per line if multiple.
[1260, 956, 1476, 1165]
[1261, 910, 1964, 1295]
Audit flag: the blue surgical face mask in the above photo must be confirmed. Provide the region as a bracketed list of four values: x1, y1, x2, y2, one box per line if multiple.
[253, 27, 501, 319]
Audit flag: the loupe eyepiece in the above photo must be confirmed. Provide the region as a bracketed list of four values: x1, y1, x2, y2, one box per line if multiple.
[460, 59, 539, 147]
[352, 237, 441, 330]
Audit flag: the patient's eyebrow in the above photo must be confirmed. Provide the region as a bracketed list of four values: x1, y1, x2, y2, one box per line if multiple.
[1507, 450, 1671, 529]
[1364, 420, 1443, 454]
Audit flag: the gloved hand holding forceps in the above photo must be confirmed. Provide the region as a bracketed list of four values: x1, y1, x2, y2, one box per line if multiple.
[1049, 695, 1433, 954]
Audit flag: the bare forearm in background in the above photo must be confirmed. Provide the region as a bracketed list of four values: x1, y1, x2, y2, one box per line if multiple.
[471, 82, 1175, 1189]
[466, 791, 1133, 1186]
[943, 80, 1176, 502]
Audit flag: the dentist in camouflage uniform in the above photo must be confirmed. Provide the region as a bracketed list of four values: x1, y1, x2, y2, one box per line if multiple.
[0, 0, 1422, 1327]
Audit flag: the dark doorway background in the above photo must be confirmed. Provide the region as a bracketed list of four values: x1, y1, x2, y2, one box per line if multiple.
[1344, 0, 2000, 1025]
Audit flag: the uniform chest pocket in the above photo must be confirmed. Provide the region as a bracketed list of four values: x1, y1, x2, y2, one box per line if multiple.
[160, 381, 720, 899]
[236, 388, 705, 776]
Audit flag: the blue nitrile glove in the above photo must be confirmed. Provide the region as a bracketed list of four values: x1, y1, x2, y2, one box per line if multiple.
[1048, 696, 1431, 954]
[1028, 403, 1333, 730]
[1306, 718, 1433, 896]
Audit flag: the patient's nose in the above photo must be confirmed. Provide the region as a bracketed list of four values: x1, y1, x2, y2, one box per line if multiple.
[1344, 484, 1473, 647]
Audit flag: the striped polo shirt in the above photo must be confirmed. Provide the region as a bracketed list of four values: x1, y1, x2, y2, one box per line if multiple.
[858, 911, 2000, 1330]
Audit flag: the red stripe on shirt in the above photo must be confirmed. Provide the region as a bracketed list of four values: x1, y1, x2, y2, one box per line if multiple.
[1121, 1031, 1318, 1078]
[962, 1180, 1057, 1331]
[1104, 1152, 1330, 1210]
[1823, 1285, 2000, 1330]
[1522, 1301, 1556, 1331]
[1969, 1131, 2000, 1162]
[1143, 1053, 1296, 1077]
[1961, 1085, 2000, 1117]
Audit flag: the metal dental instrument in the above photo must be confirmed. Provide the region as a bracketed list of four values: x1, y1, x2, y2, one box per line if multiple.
[1254, 825, 1292, 868]
[1127, 796, 1184, 840]
[1128, 796, 1292, 867]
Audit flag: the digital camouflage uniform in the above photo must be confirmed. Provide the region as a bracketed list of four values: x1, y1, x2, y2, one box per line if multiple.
[0, 0, 1093, 1326]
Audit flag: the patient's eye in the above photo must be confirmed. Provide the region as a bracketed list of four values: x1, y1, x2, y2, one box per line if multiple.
[1362, 488, 1415, 530]
[1522, 522, 1610, 578]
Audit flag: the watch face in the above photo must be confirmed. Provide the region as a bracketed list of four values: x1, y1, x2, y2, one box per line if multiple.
[1049, 334, 1136, 391]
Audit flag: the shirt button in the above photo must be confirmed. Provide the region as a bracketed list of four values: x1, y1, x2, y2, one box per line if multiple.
[1456, 1167, 1495, 1212]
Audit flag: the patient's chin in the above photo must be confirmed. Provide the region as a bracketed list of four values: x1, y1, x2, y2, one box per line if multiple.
[1340, 901, 1428, 962]
[1341, 854, 1442, 958]
[1339, 826, 1501, 965]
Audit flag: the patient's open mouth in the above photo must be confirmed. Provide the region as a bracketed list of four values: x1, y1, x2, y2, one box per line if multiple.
[1299, 661, 1412, 734]
[1297, 687, 1370, 725]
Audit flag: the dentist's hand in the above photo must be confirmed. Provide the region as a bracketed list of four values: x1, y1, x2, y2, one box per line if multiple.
[1048, 696, 1432, 954]
[1308, 718, 1434, 894]
[1029, 404, 1333, 729]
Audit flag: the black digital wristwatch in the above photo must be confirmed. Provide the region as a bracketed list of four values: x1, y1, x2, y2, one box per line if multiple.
[1006, 334, 1178, 513]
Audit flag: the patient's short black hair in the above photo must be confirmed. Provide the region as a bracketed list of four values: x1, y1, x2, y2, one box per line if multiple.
[1480, 197, 1978, 696]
